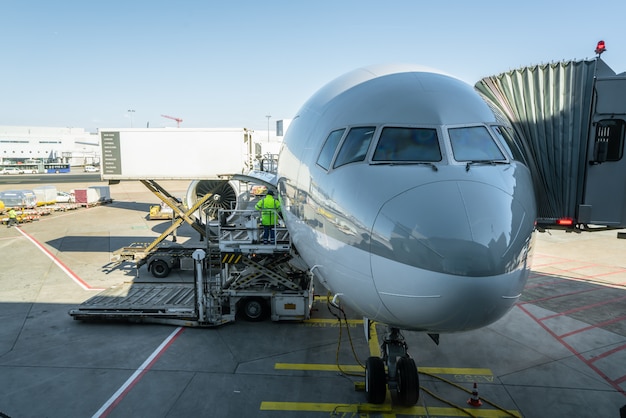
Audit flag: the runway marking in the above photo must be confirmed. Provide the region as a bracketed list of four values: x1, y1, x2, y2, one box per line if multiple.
[15, 226, 104, 291]
[92, 326, 185, 418]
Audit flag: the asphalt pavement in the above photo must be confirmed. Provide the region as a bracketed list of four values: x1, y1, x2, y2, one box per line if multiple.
[0, 179, 625, 418]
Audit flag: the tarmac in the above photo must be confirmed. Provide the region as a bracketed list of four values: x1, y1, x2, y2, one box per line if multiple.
[1, 179, 625, 418]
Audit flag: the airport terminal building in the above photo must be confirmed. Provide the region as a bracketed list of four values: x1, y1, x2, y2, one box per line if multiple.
[0, 125, 100, 167]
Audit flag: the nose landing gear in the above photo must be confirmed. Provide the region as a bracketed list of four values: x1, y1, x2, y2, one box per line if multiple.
[365, 326, 419, 406]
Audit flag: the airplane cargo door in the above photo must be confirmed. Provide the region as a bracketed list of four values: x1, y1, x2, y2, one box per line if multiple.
[581, 118, 626, 226]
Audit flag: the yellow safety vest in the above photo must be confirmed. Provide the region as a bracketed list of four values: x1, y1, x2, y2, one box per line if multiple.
[255, 195, 280, 226]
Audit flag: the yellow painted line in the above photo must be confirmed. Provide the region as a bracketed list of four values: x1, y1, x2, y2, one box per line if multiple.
[275, 363, 364, 372]
[275, 363, 492, 377]
[302, 318, 363, 327]
[260, 401, 391, 413]
[419, 367, 493, 376]
[260, 402, 521, 417]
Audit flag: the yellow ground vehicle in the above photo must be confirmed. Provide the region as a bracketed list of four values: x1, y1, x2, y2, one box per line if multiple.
[149, 203, 173, 220]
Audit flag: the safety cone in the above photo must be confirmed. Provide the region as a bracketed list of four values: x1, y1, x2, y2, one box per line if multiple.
[467, 382, 483, 407]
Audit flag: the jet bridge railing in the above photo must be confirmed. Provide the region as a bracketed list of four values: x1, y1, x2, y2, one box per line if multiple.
[217, 209, 290, 253]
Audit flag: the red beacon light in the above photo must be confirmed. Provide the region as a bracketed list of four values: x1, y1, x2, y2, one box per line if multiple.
[595, 40, 606, 56]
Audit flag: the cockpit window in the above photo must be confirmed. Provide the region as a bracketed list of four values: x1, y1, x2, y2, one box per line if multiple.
[317, 129, 345, 170]
[448, 126, 506, 161]
[490, 125, 527, 164]
[333, 127, 375, 168]
[373, 127, 441, 162]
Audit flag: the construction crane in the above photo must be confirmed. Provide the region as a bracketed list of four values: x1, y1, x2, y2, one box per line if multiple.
[161, 114, 183, 128]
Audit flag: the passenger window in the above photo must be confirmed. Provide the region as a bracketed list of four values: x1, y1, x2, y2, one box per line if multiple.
[317, 129, 345, 170]
[449, 126, 505, 161]
[373, 127, 441, 162]
[333, 127, 375, 168]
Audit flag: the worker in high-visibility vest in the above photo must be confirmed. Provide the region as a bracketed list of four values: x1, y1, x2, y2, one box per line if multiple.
[7, 208, 17, 228]
[255, 190, 281, 244]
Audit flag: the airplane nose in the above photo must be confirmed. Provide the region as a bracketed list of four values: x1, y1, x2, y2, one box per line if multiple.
[371, 180, 533, 277]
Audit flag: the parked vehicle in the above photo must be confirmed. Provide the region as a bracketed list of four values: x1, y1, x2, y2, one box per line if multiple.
[56, 191, 74, 203]
[84, 166, 98, 172]
[1, 167, 22, 175]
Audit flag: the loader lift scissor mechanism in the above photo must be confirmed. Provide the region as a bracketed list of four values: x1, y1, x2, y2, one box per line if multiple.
[70, 201, 314, 327]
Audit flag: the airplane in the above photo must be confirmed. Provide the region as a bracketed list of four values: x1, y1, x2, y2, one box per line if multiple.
[269, 63, 537, 405]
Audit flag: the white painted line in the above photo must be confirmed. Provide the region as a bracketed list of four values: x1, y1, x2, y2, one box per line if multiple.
[92, 327, 185, 418]
[15, 227, 104, 291]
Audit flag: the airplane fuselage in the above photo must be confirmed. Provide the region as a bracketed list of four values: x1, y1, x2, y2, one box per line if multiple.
[277, 65, 536, 333]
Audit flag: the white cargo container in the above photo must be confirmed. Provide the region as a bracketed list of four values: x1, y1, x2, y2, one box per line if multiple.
[88, 186, 111, 203]
[98, 128, 254, 180]
[33, 185, 58, 206]
[73, 188, 100, 205]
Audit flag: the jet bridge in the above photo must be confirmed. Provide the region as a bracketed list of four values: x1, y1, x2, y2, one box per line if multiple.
[476, 56, 626, 230]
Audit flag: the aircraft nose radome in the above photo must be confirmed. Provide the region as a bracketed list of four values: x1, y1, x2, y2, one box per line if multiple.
[371, 180, 531, 277]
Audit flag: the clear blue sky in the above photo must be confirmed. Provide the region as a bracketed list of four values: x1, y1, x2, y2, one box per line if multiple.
[2, 0, 624, 133]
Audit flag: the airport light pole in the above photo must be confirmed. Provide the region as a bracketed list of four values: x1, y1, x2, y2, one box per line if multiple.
[266, 114, 271, 143]
[127, 109, 135, 128]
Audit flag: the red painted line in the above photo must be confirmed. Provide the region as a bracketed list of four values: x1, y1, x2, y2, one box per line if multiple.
[566, 263, 600, 271]
[93, 326, 185, 418]
[531, 259, 573, 268]
[15, 226, 104, 291]
[540, 295, 626, 321]
[588, 343, 626, 364]
[520, 285, 600, 306]
[559, 315, 626, 339]
[517, 304, 626, 396]
[523, 277, 572, 289]
[531, 251, 626, 277]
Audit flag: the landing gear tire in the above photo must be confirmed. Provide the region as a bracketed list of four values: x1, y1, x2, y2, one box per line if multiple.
[151, 260, 171, 278]
[365, 356, 386, 404]
[240, 297, 267, 322]
[396, 357, 419, 406]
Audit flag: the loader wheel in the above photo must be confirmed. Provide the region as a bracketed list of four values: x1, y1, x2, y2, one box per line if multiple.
[240, 297, 268, 322]
[151, 259, 171, 278]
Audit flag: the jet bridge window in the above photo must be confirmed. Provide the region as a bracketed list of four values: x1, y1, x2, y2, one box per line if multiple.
[372, 127, 441, 162]
[317, 129, 345, 170]
[592, 119, 625, 163]
[333, 127, 375, 168]
[449, 126, 506, 162]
